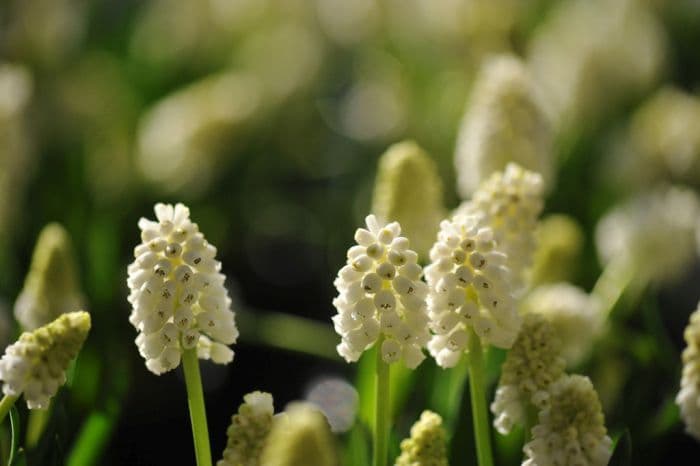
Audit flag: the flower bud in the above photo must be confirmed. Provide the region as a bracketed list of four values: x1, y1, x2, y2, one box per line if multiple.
[396, 410, 448, 466]
[218, 391, 274, 466]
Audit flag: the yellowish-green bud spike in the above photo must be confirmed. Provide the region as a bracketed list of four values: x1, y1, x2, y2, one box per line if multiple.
[14, 223, 84, 331]
[530, 215, 584, 286]
[260, 402, 338, 466]
[491, 313, 565, 435]
[218, 391, 274, 466]
[677, 303, 700, 440]
[396, 410, 448, 466]
[371, 141, 445, 259]
[0, 311, 91, 410]
[454, 55, 553, 199]
[524, 375, 612, 466]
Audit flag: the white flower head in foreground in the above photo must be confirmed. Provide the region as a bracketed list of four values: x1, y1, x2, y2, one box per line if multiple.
[457, 163, 544, 291]
[677, 303, 700, 440]
[396, 410, 448, 466]
[0, 311, 90, 409]
[595, 185, 700, 285]
[127, 203, 238, 375]
[455, 55, 552, 199]
[218, 391, 274, 466]
[426, 214, 519, 368]
[332, 215, 430, 369]
[524, 375, 612, 466]
[522, 283, 603, 367]
[491, 313, 565, 435]
[14, 223, 84, 331]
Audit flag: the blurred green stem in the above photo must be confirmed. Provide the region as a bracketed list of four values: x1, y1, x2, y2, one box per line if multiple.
[467, 329, 493, 466]
[0, 396, 18, 425]
[591, 256, 635, 319]
[373, 338, 390, 466]
[26, 405, 51, 448]
[182, 348, 212, 466]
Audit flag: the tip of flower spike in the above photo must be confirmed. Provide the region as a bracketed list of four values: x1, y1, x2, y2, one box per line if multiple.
[396, 410, 448, 466]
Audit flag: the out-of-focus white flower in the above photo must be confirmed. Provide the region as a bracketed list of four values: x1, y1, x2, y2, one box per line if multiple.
[455, 55, 552, 198]
[127, 203, 238, 375]
[531, 215, 584, 286]
[305, 377, 358, 433]
[396, 410, 448, 466]
[332, 215, 430, 369]
[595, 185, 700, 284]
[677, 303, 700, 440]
[426, 214, 519, 367]
[528, 0, 665, 130]
[315, 0, 378, 45]
[0, 311, 90, 409]
[457, 163, 544, 291]
[371, 141, 444, 259]
[521, 283, 603, 367]
[259, 402, 338, 466]
[524, 375, 612, 466]
[491, 314, 565, 434]
[218, 391, 274, 466]
[14, 223, 84, 331]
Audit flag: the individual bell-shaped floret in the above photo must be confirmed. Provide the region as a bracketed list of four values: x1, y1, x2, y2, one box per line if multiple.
[456, 163, 544, 291]
[524, 375, 612, 466]
[395, 410, 448, 466]
[595, 185, 700, 285]
[127, 203, 238, 375]
[491, 314, 565, 434]
[521, 283, 603, 367]
[455, 55, 552, 198]
[371, 141, 445, 259]
[426, 214, 520, 368]
[0, 311, 91, 409]
[530, 215, 584, 286]
[218, 391, 274, 466]
[14, 223, 84, 330]
[259, 402, 338, 466]
[332, 215, 430, 369]
[677, 303, 700, 440]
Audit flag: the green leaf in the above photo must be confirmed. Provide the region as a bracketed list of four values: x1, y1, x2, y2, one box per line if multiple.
[609, 429, 632, 466]
[8, 406, 22, 466]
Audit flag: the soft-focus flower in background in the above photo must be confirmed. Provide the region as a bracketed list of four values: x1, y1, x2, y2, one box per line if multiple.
[127, 203, 238, 374]
[530, 215, 584, 286]
[0, 311, 91, 409]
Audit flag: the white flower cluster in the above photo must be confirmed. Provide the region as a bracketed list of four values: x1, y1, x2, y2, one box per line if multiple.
[425, 214, 519, 368]
[127, 203, 238, 375]
[332, 215, 429, 368]
[454, 55, 552, 199]
[491, 313, 566, 435]
[396, 411, 448, 466]
[677, 303, 700, 440]
[524, 375, 612, 466]
[218, 391, 274, 466]
[457, 163, 544, 290]
[521, 283, 603, 367]
[0, 311, 91, 409]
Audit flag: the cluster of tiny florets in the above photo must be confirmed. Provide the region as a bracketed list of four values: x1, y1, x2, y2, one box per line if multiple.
[0, 311, 91, 409]
[332, 215, 430, 369]
[491, 313, 566, 434]
[396, 410, 448, 466]
[457, 163, 544, 290]
[524, 375, 612, 466]
[677, 303, 700, 440]
[218, 391, 274, 466]
[127, 203, 238, 375]
[426, 214, 519, 368]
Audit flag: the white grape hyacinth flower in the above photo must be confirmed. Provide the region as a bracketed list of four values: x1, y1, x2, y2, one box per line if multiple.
[332, 215, 430, 369]
[127, 203, 238, 375]
[677, 303, 700, 440]
[426, 214, 520, 368]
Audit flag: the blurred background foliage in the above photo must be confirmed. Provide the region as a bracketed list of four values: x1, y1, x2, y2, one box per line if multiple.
[1, 0, 700, 464]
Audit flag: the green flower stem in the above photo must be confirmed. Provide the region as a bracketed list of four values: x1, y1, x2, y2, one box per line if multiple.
[0, 395, 18, 425]
[591, 256, 635, 319]
[26, 404, 51, 448]
[182, 348, 212, 466]
[467, 329, 494, 466]
[374, 338, 391, 466]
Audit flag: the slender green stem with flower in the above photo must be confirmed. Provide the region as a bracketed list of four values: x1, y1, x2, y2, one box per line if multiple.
[0, 395, 18, 425]
[374, 339, 391, 466]
[467, 329, 493, 466]
[182, 348, 212, 466]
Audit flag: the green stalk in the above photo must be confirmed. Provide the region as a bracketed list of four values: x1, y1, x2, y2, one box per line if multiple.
[467, 329, 494, 466]
[373, 338, 390, 466]
[26, 404, 51, 448]
[0, 395, 18, 425]
[181, 348, 212, 466]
